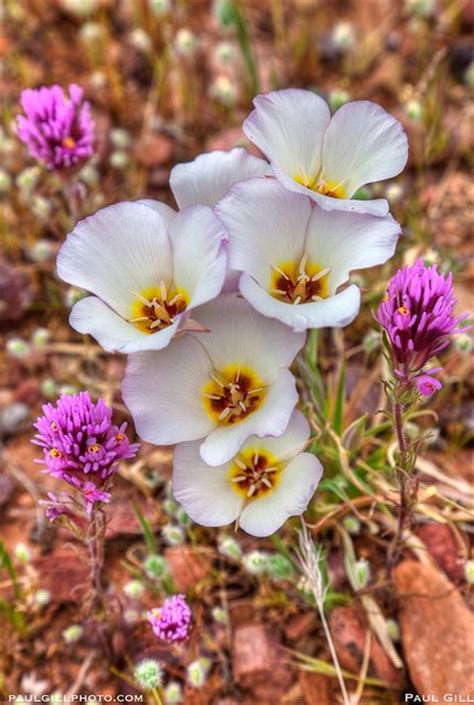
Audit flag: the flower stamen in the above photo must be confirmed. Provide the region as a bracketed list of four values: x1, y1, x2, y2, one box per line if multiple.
[270, 260, 331, 304]
[202, 364, 265, 425]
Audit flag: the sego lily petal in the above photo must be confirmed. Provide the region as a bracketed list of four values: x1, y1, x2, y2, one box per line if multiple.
[243, 89, 408, 216]
[217, 178, 400, 331]
[122, 294, 305, 466]
[57, 201, 228, 353]
[172, 410, 323, 537]
[170, 147, 272, 209]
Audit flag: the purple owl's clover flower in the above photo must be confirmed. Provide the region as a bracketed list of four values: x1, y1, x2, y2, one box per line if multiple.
[147, 594, 192, 644]
[376, 259, 470, 395]
[16, 84, 95, 171]
[33, 392, 139, 514]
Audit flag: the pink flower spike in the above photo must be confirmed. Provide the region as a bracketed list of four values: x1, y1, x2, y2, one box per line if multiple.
[16, 84, 95, 170]
[147, 594, 192, 644]
[32, 391, 139, 497]
[415, 374, 442, 397]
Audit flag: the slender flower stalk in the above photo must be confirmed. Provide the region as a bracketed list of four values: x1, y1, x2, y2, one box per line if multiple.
[376, 260, 469, 558]
[296, 521, 350, 705]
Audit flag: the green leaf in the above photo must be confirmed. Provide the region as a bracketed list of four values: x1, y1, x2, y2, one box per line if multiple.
[132, 503, 158, 555]
[332, 356, 346, 436]
[0, 541, 22, 600]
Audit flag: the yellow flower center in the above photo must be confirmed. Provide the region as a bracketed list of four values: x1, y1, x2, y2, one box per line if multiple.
[228, 448, 281, 499]
[202, 363, 265, 425]
[88, 443, 101, 453]
[62, 137, 76, 149]
[397, 306, 409, 315]
[294, 172, 347, 199]
[49, 448, 62, 458]
[129, 282, 189, 334]
[270, 254, 331, 304]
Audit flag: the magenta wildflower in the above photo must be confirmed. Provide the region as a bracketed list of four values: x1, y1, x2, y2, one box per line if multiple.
[147, 594, 192, 644]
[33, 392, 139, 509]
[16, 84, 95, 170]
[376, 259, 469, 391]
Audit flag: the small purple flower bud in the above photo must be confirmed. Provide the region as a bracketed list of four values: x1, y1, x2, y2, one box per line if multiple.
[415, 374, 442, 397]
[32, 392, 139, 504]
[147, 594, 192, 644]
[376, 259, 470, 389]
[16, 84, 95, 171]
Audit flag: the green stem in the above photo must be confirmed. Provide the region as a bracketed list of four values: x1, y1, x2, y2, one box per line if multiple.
[151, 687, 164, 705]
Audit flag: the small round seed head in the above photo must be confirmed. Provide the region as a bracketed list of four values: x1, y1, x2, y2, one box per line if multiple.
[454, 333, 473, 355]
[64, 286, 87, 308]
[149, 0, 169, 15]
[187, 657, 211, 688]
[7, 338, 31, 360]
[386, 618, 400, 642]
[41, 378, 57, 400]
[164, 681, 182, 704]
[342, 516, 361, 535]
[32, 327, 51, 348]
[405, 98, 422, 121]
[242, 550, 268, 575]
[174, 28, 197, 57]
[465, 560, 474, 585]
[123, 580, 145, 599]
[328, 88, 350, 112]
[34, 589, 51, 607]
[354, 558, 371, 590]
[109, 150, 129, 169]
[217, 534, 242, 561]
[175, 506, 192, 527]
[211, 606, 227, 624]
[362, 329, 381, 354]
[134, 659, 164, 691]
[0, 169, 12, 192]
[62, 624, 84, 643]
[29, 238, 55, 263]
[162, 524, 184, 546]
[31, 195, 51, 222]
[144, 554, 168, 580]
[14, 543, 31, 563]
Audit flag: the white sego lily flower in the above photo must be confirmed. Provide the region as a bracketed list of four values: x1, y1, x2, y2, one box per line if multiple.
[122, 293, 306, 466]
[169, 147, 272, 209]
[57, 201, 228, 353]
[172, 410, 323, 537]
[243, 88, 408, 216]
[217, 178, 401, 332]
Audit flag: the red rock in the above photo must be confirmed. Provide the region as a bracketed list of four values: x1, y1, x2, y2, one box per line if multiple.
[298, 671, 331, 705]
[33, 548, 89, 603]
[329, 606, 403, 687]
[14, 379, 40, 406]
[165, 545, 211, 592]
[232, 624, 292, 695]
[134, 133, 175, 166]
[284, 612, 316, 642]
[205, 127, 263, 157]
[0, 473, 15, 508]
[417, 522, 465, 582]
[395, 560, 474, 698]
[105, 499, 157, 538]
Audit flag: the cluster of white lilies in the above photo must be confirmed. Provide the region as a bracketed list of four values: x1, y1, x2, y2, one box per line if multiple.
[58, 88, 408, 537]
